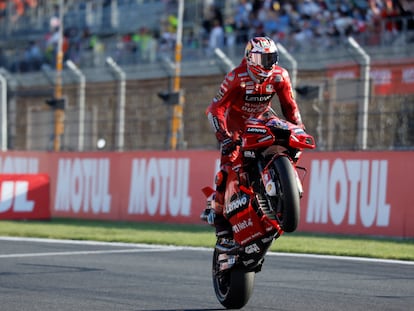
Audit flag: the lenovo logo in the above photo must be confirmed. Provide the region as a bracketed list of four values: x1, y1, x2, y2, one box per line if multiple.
[245, 94, 272, 103]
[246, 127, 267, 134]
[226, 194, 249, 216]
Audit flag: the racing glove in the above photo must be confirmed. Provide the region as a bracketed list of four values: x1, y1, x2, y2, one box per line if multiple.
[220, 137, 238, 155]
[200, 208, 216, 225]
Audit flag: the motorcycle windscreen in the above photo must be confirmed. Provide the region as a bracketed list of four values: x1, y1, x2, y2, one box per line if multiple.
[227, 206, 266, 246]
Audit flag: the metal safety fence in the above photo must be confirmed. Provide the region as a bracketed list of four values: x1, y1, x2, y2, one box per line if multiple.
[1, 42, 414, 152]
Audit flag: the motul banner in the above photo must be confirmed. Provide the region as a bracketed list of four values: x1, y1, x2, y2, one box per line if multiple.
[0, 151, 413, 238]
[47, 151, 219, 222]
[0, 173, 50, 220]
[299, 152, 414, 238]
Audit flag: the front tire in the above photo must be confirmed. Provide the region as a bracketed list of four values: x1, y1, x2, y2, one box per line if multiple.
[270, 156, 300, 232]
[212, 249, 255, 309]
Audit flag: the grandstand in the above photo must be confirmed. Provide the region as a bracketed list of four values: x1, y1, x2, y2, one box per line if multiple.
[1, 0, 413, 71]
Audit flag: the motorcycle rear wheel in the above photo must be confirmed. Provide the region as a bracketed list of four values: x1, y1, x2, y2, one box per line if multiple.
[212, 248, 255, 309]
[271, 155, 300, 232]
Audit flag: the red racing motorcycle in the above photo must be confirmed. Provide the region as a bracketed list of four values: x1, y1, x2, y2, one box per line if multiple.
[201, 111, 316, 309]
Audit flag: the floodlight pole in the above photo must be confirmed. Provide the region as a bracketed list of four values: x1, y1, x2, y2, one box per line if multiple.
[170, 0, 184, 150]
[53, 0, 65, 151]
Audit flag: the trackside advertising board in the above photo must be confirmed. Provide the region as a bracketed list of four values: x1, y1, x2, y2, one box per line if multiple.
[0, 173, 50, 220]
[0, 151, 413, 238]
[328, 58, 414, 95]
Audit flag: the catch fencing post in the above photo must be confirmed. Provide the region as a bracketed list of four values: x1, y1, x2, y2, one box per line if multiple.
[347, 37, 370, 150]
[66, 60, 86, 151]
[0, 69, 7, 151]
[277, 43, 297, 95]
[106, 57, 126, 151]
[214, 47, 235, 72]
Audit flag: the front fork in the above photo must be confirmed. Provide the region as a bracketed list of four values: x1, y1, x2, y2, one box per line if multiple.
[259, 151, 304, 198]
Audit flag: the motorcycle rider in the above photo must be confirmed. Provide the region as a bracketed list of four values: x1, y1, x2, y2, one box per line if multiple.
[205, 36, 304, 242]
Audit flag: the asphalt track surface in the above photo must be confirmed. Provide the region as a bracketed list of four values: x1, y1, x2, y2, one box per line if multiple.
[0, 237, 413, 311]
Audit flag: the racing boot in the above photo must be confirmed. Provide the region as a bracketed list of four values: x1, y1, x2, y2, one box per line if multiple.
[214, 212, 232, 239]
[214, 211, 238, 270]
[211, 189, 233, 239]
[200, 203, 232, 239]
[213, 206, 238, 254]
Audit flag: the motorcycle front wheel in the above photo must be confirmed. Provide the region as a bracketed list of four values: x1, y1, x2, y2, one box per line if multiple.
[212, 248, 255, 309]
[270, 155, 300, 232]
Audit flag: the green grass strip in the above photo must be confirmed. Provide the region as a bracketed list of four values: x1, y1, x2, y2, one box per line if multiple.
[0, 219, 412, 261]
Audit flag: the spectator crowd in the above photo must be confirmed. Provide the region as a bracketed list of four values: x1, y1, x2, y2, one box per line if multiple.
[201, 0, 414, 54]
[1, 0, 413, 73]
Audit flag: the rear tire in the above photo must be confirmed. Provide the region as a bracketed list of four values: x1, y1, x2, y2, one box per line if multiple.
[212, 249, 255, 309]
[271, 156, 300, 232]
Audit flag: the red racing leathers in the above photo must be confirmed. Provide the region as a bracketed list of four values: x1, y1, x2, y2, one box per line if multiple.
[206, 59, 303, 217]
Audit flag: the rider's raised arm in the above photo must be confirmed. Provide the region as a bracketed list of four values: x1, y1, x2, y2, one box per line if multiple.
[206, 70, 239, 141]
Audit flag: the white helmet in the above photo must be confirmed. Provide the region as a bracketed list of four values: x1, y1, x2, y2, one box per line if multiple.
[245, 36, 279, 81]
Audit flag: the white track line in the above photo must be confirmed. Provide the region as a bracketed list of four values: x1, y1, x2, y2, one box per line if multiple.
[0, 236, 187, 259]
[0, 236, 179, 248]
[267, 251, 414, 265]
[0, 248, 174, 259]
[0, 236, 413, 265]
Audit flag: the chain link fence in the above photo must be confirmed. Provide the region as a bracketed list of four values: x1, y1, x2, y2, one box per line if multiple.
[2, 47, 413, 152]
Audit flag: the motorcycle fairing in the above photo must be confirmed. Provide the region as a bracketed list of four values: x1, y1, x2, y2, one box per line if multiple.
[223, 151, 283, 246]
[227, 204, 266, 246]
[242, 125, 275, 150]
